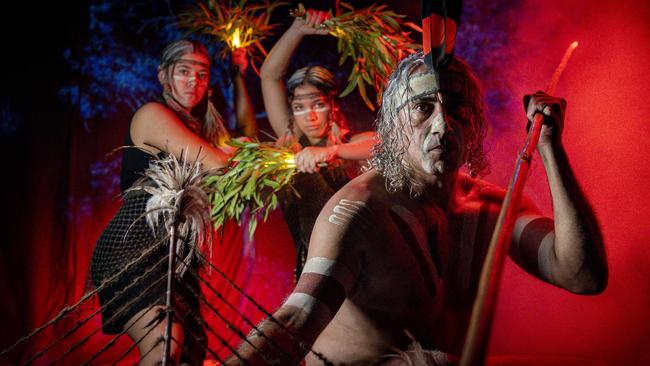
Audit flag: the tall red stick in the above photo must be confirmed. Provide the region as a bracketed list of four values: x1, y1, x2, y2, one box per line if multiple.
[460, 41, 578, 366]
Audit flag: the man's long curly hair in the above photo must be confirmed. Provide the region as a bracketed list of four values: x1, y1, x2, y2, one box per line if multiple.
[370, 52, 490, 194]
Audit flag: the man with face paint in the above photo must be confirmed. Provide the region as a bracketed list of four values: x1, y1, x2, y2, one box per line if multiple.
[228, 52, 607, 365]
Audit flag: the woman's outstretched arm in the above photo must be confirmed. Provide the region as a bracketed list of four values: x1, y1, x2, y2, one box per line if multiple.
[260, 10, 330, 139]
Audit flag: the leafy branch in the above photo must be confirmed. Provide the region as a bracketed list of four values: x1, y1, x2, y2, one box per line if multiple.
[176, 0, 288, 75]
[292, 2, 421, 110]
[204, 139, 299, 240]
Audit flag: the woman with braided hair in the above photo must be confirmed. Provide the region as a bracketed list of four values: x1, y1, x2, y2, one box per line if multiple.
[90, 39, 255, 365]
[260, 9, 377, 281]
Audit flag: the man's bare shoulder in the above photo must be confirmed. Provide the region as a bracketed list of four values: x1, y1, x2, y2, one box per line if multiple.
[309, 170, 389, 249]
[330, 169, 392, 211]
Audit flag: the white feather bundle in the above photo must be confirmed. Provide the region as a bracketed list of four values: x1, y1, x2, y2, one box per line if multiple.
[128, 149, 213, 277]
[372, 331, 450, 366]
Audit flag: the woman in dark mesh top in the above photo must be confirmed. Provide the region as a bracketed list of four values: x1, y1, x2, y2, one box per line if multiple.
[90, 39, 255, 365]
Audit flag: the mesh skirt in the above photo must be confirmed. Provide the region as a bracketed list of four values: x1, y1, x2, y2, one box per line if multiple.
[90, 190, 206, 363]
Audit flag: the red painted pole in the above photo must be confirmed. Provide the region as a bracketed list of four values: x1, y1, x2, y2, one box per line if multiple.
[460, 42, 578, 366]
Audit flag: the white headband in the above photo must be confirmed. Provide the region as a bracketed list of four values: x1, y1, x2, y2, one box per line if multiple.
[395, 72, 440, 111]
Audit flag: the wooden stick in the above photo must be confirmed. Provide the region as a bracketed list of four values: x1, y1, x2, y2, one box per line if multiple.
[162, 225, 178, 366]
[459, 41, 578, 366]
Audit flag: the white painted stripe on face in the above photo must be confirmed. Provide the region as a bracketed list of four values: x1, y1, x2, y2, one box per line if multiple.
[302, 257, 354, 292]
[396, 72, 440, 111]
[292, 106, 330, 116]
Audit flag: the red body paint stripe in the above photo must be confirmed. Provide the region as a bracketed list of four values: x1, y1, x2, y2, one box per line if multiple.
[294, 272, 346, 316]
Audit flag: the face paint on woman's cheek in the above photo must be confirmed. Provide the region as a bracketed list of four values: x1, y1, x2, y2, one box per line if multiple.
[171, 74, 191, 95]
[172, 73, 187, 83]
[292, 105, 330, 116]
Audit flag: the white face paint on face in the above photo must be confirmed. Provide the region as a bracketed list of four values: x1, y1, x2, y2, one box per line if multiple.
[291, 83, 331, 144]
[399, 68, 465, 184]
[168, 52, 210, 110]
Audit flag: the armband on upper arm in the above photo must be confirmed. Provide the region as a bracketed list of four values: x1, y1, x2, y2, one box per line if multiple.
[283, 257, 354, 333]
[512, 215, 555, 280]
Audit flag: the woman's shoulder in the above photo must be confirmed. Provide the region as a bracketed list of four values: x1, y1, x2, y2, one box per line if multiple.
[130, 102, 184, 147]
[134, 101, 171, 117]
[131, 102, 178, 128]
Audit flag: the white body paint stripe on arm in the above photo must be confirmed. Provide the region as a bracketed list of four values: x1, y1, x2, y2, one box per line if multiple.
[302, 257, 354, 292]
[328, 199, 366, 226]
[284, 292, 333, 331]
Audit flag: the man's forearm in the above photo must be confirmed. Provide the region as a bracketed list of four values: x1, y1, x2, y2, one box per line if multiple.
[226, 309, 311, 365]
[539, 143, 607, 293]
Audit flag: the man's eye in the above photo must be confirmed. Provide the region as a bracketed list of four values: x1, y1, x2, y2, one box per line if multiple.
[293, 105, 303, 111]
[198, 73, 208, 80]
[413, 102, 434, 114]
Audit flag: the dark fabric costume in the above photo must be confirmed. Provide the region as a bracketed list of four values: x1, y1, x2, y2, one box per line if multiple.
[90, 117, 206, 365]
[279, 134, 359, 282]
